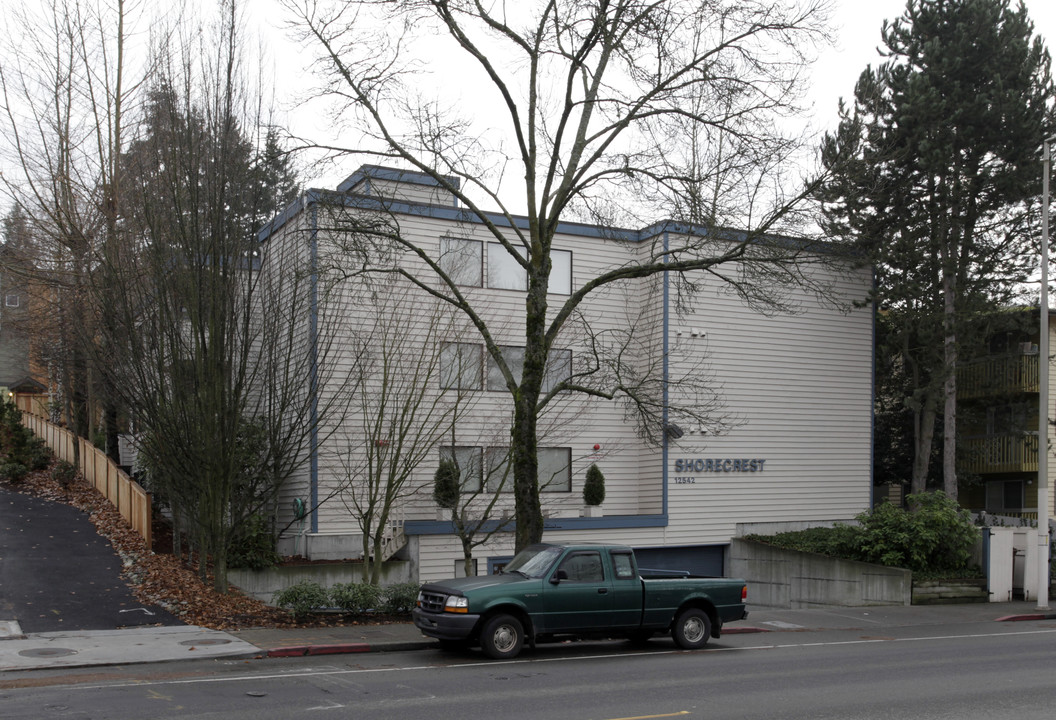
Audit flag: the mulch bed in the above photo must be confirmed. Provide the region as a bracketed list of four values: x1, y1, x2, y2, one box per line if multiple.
[1, 466, 402, 631]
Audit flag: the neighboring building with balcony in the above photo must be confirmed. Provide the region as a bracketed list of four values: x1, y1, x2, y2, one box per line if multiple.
[958, 309, 1055, 519]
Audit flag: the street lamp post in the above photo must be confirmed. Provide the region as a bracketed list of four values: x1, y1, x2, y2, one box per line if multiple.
[1039, 136, 1054, 611]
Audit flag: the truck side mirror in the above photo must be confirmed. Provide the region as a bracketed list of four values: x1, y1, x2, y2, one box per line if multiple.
[550, 569, 568, 584]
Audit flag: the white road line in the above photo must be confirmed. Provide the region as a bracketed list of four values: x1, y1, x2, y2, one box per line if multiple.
[66, 627, 1056, 691]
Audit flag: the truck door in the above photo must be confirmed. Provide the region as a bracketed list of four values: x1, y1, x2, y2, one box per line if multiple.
[540, 550, 613, 632]
[607, 550, 644, 629]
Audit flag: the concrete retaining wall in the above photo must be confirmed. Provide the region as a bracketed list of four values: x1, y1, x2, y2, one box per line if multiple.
[229, 561, 413, 604]
[730, 538, 912, 608]
[911, 578, 988, 605]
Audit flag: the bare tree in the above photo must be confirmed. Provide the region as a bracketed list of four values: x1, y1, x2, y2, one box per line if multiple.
[0, 0, 148, 455]
[438, 445, 515, 578]
[284, 0, 838, 550]
[332, 287, 479, 583]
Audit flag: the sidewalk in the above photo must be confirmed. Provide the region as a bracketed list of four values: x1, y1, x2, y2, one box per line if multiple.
[5, 601, 1052, 672]
[0, 624, 262, 671]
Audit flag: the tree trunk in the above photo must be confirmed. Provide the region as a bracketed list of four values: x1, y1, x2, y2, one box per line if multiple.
[511, 264, 550, 551]
[371, 533, 384, 585]
[941, 246, 958, 499]
[212, 550, 227, 595]
[912, 394, 938, 495]
[942, 338, 958, 498]
[512, 394, 543, 551]
[362, 531, 373, 584]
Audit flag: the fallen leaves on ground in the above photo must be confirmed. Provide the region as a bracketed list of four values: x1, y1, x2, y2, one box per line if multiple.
[2, 467, 391, 631]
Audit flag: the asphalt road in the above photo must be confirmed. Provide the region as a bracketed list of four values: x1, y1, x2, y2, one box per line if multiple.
[0, 487, 177, 632]
[2, 615, 1055, 719]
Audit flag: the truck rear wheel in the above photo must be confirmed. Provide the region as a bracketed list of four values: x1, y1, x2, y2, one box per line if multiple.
[480, 613, 524, 660]
[672, 608, 712, 650]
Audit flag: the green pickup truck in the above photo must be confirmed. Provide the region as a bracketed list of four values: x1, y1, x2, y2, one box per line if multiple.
[412, 542, 748, 659]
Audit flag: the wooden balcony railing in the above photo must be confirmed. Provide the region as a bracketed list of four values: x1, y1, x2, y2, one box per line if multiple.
[958, 354, 1039, 400]
[960, 434, 1039, 475]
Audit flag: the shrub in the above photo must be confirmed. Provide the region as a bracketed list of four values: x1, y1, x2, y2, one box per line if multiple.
[51, 460, 77, 490]
[583, 463, 605, 506]
[0, 400, 21, 428]
[0, 462, 28, 484]
[433, 458, 460, 509]
[329, 582, 382, 614]
[381, 582, 420, 615]
[2, 424, 32, 464]
[747, 491, 979, 575]
[890, 491, 977, 573]
[273, 581, 330, 619]
[746, 524, 861, 558]
[228, 514, 280, 571]
[25, 437, 52, 471]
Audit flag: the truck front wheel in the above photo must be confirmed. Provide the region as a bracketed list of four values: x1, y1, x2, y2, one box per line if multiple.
[480, 614, 524, 660]
[672, 608, 712, 650]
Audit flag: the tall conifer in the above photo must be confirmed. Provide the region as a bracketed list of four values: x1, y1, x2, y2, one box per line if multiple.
[820, 0, 1056, 497]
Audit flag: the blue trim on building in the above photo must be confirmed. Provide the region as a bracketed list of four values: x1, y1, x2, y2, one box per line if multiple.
[309, 204, 320, 533]
[662, 230, 670, 516]
[336, 164, 463, 194]
[257, 168, 843, 261]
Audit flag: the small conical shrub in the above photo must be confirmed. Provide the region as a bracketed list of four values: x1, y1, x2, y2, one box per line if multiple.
[583, 463, 605, 506]
[433, 457, 460, 509]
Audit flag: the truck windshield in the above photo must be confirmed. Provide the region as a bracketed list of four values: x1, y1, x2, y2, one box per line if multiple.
[503, 545, 564, 578]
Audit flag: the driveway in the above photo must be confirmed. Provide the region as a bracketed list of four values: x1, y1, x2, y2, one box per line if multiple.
[0, 487, 178, 632]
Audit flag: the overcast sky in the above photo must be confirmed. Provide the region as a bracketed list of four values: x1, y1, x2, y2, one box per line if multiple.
[255, 0, 1056, 192]
[810, 0, 1056, 130]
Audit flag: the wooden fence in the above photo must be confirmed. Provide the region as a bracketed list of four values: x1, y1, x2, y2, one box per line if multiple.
[19, 411, 152, 548]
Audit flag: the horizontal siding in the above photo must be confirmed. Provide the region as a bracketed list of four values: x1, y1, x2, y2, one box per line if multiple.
[263, 187, 873, 573]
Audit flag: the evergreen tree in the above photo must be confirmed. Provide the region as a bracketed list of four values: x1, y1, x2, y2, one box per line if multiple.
[101, 5, 311, 593]
[819, 0, 1056, 498]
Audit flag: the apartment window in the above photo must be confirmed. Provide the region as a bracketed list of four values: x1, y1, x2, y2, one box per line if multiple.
[454, 558, 478, 577]
[543, 349, 572, 393]
[487, 345, 525, 391]
[538, 447, 572, 493]
[986, 479, 1025, 512]
[486, 346, 571, 393]
[487, 243, 527, 290]
[440, 342, 482, 390]
[986, 404, 1028, 435]
[5, 294, 18, 308]
[439, 237, 483, 286]
[480, 446, 572, 494]
[485, 244, 572, 294]
[550, 249, 572, 295]
[439, 446, 483, 492]
[485, 447, 513, 492]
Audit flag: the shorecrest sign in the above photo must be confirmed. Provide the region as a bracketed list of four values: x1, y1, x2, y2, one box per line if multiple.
[672, 457, 767, 484]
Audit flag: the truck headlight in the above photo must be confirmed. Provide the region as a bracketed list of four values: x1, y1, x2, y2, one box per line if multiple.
[416, 591, 424, 608]
[444, 595, 469, 613]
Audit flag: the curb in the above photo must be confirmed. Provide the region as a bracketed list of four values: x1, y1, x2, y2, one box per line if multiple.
[722, 626, 770, 635]
[266, 640, 436, 658]
[995, 612, 1056, 623]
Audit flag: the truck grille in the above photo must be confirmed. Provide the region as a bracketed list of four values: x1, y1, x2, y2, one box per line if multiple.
[419, 590, 447, 613]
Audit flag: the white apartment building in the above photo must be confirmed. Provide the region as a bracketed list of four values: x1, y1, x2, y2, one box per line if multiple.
[258, 165, 875, 583]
